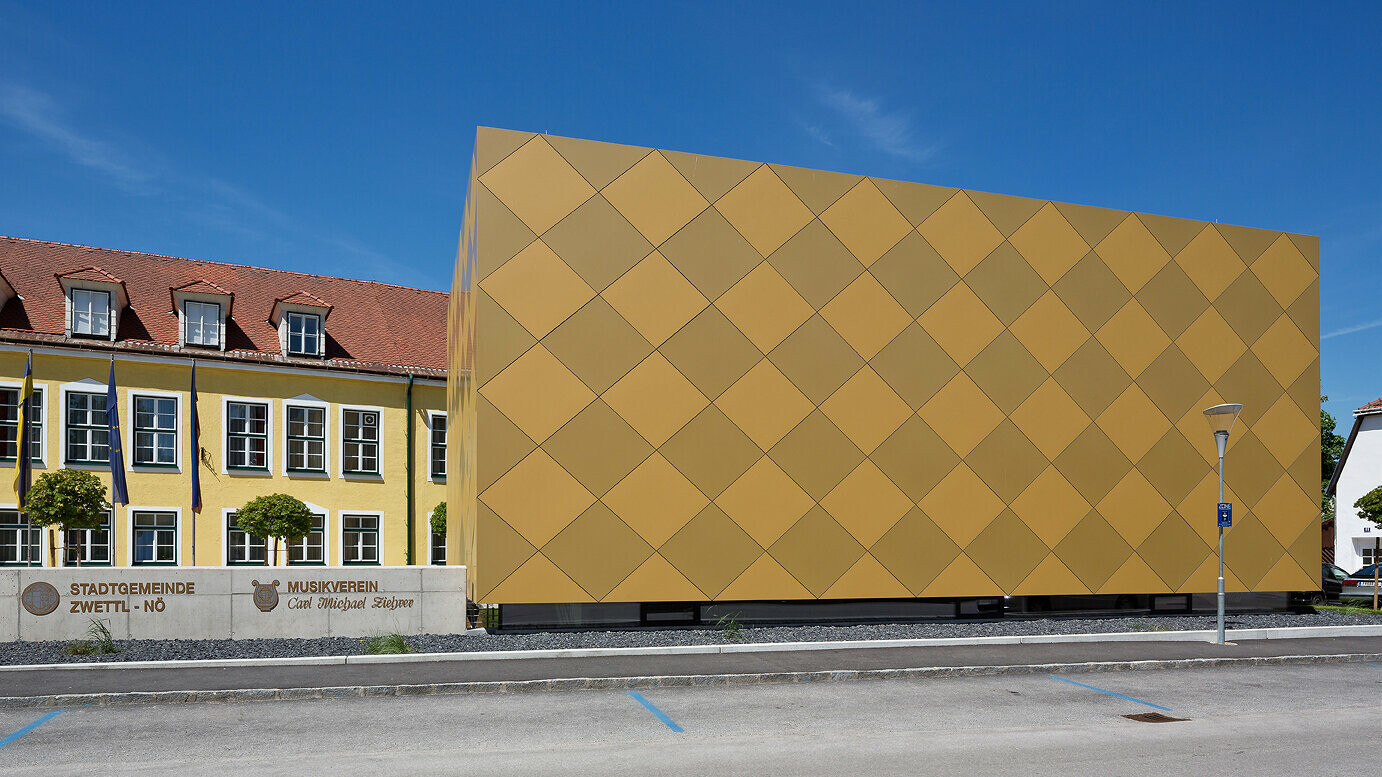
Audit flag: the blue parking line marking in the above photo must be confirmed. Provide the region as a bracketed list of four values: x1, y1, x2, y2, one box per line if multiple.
[0, 711, 63, 748]
[627, 691, 684, 732]
[1048, 675, 1171, 711]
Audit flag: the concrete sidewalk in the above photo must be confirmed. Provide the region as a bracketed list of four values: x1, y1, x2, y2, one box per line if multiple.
[2, 631, 1381, 706]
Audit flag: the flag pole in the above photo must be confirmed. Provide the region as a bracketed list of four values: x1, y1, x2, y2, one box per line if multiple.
[15, 350, 35, 563]
[190, 359, 202, 567]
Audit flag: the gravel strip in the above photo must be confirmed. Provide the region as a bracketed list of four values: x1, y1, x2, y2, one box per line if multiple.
[2, 610, 1380, 666]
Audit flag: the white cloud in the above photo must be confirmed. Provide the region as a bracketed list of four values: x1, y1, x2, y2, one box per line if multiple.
[0, 82, 153, 193]
[1323, 318, 1382, 339]
[801, 122, 834, 148]
[814, 83, 938, 163]
[0, 81, 414, 284]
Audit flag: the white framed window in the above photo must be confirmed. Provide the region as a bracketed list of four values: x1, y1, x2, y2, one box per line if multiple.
[183, 300, 222, 347]
[71, 289, 111, 338]
[342, 512, 381, 565]
[287, 312, 321, 356]
[340, 406, 381, 476]
[131, 392, 179, 469]
[63, 510, 112, 566]
[223, 396, 271, 473]
[429, 529, 446, 566]
[224, 510, 267, 566]
[0, 384, 44, 464]
[0, 509, 43, 567]
[129, 508, 180, 566]
[285, 401, 328, 474]
[64, 391, 109, 465]
[288, 511, 328, 566]
[428, 411, 446, 481]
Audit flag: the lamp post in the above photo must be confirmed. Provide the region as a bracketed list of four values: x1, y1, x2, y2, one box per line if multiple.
[1203, 403, 1243, 645]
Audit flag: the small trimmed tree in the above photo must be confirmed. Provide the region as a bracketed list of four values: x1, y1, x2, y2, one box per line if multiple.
[430, 501, 446, 537]
[1356, 485, 1382, 609]
[23, 468, 110, 566]
[235, 493, 315, 567]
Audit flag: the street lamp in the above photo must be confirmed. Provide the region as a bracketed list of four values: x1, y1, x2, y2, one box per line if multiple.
[1203, 403, 1243, 645]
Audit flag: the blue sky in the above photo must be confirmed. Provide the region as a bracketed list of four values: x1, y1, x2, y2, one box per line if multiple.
[1, 2, 1378, 419]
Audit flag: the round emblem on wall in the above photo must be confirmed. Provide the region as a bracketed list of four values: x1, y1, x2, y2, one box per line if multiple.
[21, 582, 60, 617]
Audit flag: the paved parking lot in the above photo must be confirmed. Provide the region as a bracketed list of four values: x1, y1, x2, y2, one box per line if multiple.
[2, 661, 1378, 775]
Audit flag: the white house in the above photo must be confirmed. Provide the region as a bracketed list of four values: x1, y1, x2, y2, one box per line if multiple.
[1329, 397, 1382, 571]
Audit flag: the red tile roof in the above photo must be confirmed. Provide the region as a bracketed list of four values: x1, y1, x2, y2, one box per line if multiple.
[57, 266, 125, 284]
[274, 290, 333, 311]
[1358, 398, 1382, 415]
[172, 279, 232, 296]
[0, 236, 450, 377]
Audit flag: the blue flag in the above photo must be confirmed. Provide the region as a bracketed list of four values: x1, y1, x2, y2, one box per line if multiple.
[14, 351, 33, 509]
[190, 362, 201, 514]
[107, 357, 129, 506]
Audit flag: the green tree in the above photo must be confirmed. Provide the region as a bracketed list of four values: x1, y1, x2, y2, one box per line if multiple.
[430, 502, 446, 536]
[1321, 396, 1347, 518]
[1354, 485, 1382, 608]
[1358, 486, 1382, 529]
[23, 468, 110, 566]
[234, 493, 315, 566]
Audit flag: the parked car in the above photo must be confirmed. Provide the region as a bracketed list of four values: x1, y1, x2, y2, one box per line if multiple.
[1323, 563, 1349, 602]
[1341, 564, 1380, 601]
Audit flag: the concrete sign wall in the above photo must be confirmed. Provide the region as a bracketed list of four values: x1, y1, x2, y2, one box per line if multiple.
[4, 566, 467, 642]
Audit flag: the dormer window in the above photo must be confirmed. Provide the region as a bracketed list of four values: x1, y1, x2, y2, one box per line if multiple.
[72, 289, 111, 337]
[57, 267, 127, 342]
[287, 312, 321, 356]
[171, 279, 232, 351]
[270, 291, 331, 359]
[184, 301, 222, 347]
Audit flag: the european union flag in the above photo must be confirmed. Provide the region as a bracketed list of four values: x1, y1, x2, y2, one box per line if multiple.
[14, 351, 33, 509]
[107, 357, 129, 506]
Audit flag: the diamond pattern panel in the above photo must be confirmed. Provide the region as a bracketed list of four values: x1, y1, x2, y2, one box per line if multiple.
[869, 232, 959, 317]
[820, 460, 914, 548]
[870, 508, 962, 594]
[715, 262, 814, 353]
[820, 367, 912, 454]
[601, 251, 709, 347]
[541, 503, 653, 600]
[542, 297, 653, 395]
[470, 130, 1319, 604]
[660, 306, 762, 400]
[820, 272, 912, 360]
[769, 507, 866, 597]
[715, 165, 814, 257]
[479, 136, 595, 235]
[819, 179, 913, 267]
[601, 151, 708, 247]
[542, 195, 653, 292]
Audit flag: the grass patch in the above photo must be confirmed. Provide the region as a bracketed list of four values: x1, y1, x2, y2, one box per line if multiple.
[362, 633, 411, 654]
[715, 611, 746, 643]
[1316, 603, 1382, 616]
[64, 618, 121, 656]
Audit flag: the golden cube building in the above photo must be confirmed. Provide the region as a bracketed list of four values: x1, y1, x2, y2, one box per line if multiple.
[449, 127, 1321, 606]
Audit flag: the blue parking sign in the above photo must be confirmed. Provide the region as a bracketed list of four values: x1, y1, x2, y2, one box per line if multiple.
[1217, 502, 1232, 528]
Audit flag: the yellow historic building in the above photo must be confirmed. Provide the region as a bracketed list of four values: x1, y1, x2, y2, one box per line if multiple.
[451, 128, 1322, 607]
[1, 238, 449, 568]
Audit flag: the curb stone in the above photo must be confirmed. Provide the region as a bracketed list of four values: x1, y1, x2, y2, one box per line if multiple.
[5, 651, 1380, 708]
[5, 623, 1382, 673]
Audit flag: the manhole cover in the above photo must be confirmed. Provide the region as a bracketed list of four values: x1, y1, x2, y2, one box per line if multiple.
[1122, 712, 1188, 723]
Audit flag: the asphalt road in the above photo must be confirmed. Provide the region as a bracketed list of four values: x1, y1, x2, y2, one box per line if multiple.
[2, 661, 1379, 775]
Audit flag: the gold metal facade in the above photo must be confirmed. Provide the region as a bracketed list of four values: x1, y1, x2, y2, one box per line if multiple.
[452, 127, 1321, 605]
